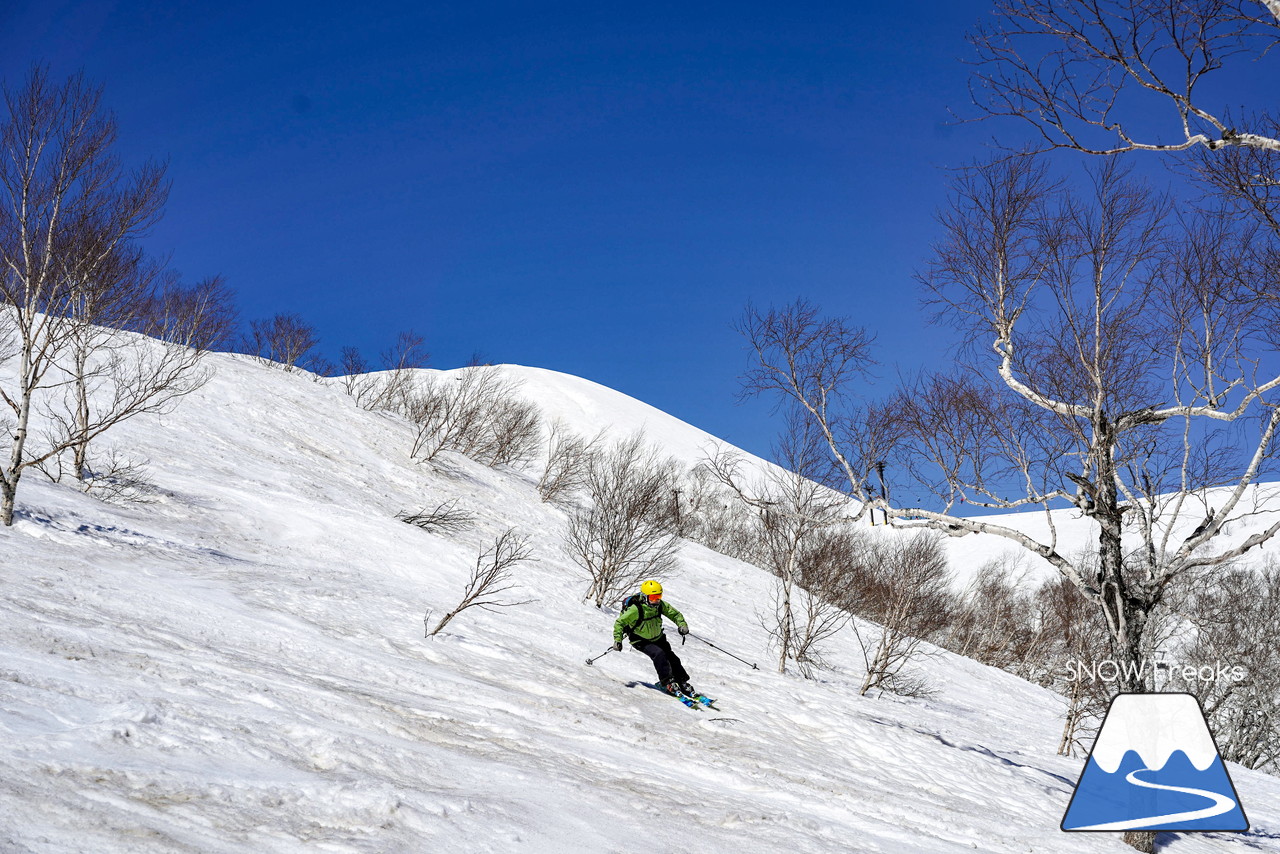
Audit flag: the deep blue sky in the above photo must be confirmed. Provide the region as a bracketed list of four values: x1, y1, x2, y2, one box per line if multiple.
[0, 1, 1203, 464]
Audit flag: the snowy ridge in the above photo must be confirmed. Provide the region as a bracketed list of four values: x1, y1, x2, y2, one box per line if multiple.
[1091, 694, 1221, 773]
[490, 364, 733, 469]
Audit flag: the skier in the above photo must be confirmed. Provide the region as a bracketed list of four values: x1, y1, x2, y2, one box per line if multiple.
[613, 579, 698, 697]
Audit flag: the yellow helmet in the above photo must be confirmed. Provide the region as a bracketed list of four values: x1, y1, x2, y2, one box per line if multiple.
[640, 579, 663, 597]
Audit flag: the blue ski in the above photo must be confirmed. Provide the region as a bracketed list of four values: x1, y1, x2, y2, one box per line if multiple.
[689, 693, 719, 709]
[670, 690, 700, 709]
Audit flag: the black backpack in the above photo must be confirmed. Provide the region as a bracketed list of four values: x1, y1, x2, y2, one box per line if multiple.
[618, 593, 654, 640]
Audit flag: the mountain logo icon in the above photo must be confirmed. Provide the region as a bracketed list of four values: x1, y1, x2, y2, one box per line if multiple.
[1061, 693, 1248, 833]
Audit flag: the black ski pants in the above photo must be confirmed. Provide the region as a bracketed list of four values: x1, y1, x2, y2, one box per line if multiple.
[632, 633, 689, 686]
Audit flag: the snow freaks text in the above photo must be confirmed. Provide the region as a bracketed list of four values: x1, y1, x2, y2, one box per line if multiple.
[1068, 660, 1248, 684]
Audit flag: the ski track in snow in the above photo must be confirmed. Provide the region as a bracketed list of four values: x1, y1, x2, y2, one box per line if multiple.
[0, 355, 1278, 852]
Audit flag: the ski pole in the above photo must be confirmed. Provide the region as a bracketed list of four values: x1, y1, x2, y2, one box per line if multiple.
[690, 632, 758, 670]
[585, 647, 614, 666]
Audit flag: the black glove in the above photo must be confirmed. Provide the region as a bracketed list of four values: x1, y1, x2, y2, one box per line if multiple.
[612, 641, 623, 652]
[678, 625, 690, 636]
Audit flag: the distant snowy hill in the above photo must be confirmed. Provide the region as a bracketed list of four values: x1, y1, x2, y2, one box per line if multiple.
[1, 351, 1278, 853]
[490, 364, 739, 469]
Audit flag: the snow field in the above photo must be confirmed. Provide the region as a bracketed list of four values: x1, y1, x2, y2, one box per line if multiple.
[1, 352, 1278, 852]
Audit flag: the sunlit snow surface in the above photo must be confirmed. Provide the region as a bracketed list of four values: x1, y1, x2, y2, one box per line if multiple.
[1, 354, 1279, 852]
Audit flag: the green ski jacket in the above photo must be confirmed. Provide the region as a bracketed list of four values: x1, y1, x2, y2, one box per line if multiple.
[614, 600, 688, 644]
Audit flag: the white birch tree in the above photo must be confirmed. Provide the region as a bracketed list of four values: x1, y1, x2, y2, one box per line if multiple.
[970, 0, 1280, 157]
[738, 158, 1280, 710]
[0, 68, 209, 525]
[565, 433, 680, 608]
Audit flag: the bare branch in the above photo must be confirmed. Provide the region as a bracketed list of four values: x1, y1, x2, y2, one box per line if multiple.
[969, 0, 1280, 157]
[397, 499, 477, 537]
[428, 528, 535, 636]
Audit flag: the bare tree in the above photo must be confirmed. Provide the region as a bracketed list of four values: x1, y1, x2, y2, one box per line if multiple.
[484, 394, 542, 469]
[427, 528, 534, 636]
[0, 68, 191, 525]
[969, 0, 1280, 157]
[405, 367, 541, 469]
[244, 312, 319, 372]
[736, 158, 1280, 714]
[338, 346, 368, 397]
[967, 32, 1280, 782]
[737, 163, 1277, 854]
[677, 465, 766, 564]
[373, 329, 428, 410]
[839, 532, 954, 697]
[1031, 575, 1114, 758]
[406, 373, 480, 461]
[786, 527, 862, 678]
[57, 243, 155, 481]
[893, 157, 1280, 696]
[343, 330, 429, 411]
[142, 272, 239, 353]
[736, 299, 882, 525]
[382, 329, 428, 372]
[565, 433, 680, 608]
[968, 23, 1280, 825]
[704, 424, 851, 675]
[54, 261, 223, 484]
[536, 419, 605, 504]
[397, 499, 476, 537]
[941, 555, 1040, 675]
[1172, 558, 1280, 771]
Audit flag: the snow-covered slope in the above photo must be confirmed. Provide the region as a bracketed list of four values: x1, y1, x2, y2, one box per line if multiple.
[496, 364, 738, 470]
[1, 352, 1278, 853]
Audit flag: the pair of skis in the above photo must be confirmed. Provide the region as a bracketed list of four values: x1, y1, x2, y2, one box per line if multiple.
[666, 687, 718, 711]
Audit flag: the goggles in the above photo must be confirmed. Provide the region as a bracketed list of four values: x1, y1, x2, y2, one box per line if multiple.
[647, 593, 662, 604]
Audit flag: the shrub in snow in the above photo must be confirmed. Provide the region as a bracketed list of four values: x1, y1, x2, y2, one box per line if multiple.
[68, 448, 160, 506]
[1172, 559, 1280, 772]
[427, 528, 535, 637]
[397, 500, 476, 536]
[340, 330, 428, 413]
[704, 442, 856, 677]
[405, 367, 541, 470]
[536, 419, 604, 505]
[565, 433, 680, 608]
[242, 313, 320, 373]
[835, 532, 954, 698]
[941, 555, 1040, 675]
